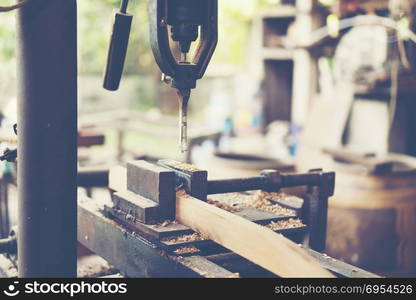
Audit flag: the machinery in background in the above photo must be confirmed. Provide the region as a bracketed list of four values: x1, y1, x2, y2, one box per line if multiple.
[293, 0, 416, 276]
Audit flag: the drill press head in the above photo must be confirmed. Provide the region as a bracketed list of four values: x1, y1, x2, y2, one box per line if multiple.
[102, 1, 218, 152]
[149, 0, 218, 152]
[167, 0, 205, 55]
[149, 0, 218, 90]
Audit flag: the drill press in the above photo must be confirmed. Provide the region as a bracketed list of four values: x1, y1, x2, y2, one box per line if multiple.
[149, 0, 218, 152]
[103, 0, 218, 153]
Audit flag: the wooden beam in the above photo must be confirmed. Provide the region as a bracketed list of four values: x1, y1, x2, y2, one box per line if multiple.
[176, 191, 333, 277]
[109, 166, 334, 278]
[109, 165, 127, 191]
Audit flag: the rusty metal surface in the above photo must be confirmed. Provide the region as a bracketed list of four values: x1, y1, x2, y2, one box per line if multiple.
[306, 249, 380, 278]
[206, 251, 380, 278]
[78, 199, 204, 277]
[171, 255, 238, 278]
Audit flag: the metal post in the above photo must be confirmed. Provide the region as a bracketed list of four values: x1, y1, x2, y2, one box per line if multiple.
[17, 0, 78, 277]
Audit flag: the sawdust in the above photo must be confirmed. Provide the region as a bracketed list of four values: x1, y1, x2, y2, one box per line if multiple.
[173, 246, 200, 255]
[154, 220, 178, 228]
[178, 185, 296, 217]
[207, 198, 240, 212]
[207, 191, 296, 217]
[162, 233, 206, 244]
[256, 191, 285, 202]
[265, 218, 305, 231]
[250, 191, 296, 216]
[168, 161, 201, 172]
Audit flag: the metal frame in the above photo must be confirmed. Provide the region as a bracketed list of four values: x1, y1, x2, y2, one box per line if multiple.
[16, 0, 78, 277]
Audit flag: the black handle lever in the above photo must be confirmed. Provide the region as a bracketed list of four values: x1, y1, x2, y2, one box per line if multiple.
[103, 0, 133, 91]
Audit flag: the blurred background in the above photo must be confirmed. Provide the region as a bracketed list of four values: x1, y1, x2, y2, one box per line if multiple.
[2, 0, 416, 277]
[1, 0, 280, 162]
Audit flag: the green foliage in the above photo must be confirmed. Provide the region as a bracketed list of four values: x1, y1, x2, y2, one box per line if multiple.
[1, 0, 277, 75]
[78, 0, 158, 75]
[0, 1, 16, 62]
[210, 0, 277, 67]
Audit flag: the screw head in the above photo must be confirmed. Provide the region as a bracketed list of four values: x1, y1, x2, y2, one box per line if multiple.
[161, 73, 172, 85]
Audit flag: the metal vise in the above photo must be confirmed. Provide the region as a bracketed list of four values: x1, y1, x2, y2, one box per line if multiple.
[107, 160, 335, 252]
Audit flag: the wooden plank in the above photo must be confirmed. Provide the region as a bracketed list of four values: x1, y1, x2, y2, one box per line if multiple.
[109, 166, 334, 277]
[176, 191, 333, 278]
[109, 165, 127, 191]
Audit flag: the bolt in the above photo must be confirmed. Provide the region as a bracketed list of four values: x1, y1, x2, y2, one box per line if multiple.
[161, 73, 172, 85]
[125, 214, 135, 222]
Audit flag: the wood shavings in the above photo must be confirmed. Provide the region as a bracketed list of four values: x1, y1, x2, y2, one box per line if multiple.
[179, 188, 296, 217]
[213, 191, 295, 216]
[162, 233, 205, 244]
[173, 246, 200, 255]
[154, 220, 178, 228]
[169, 161, 201, 172]
[207, 199, 241, 212]
[251, 191, 296, 216]
[265, 218, 305, 231]
[207, 192, 296, 217]
[256, 191, 285, 201]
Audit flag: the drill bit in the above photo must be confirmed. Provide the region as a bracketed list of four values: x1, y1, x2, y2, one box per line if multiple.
[177, 89, 191, 153]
